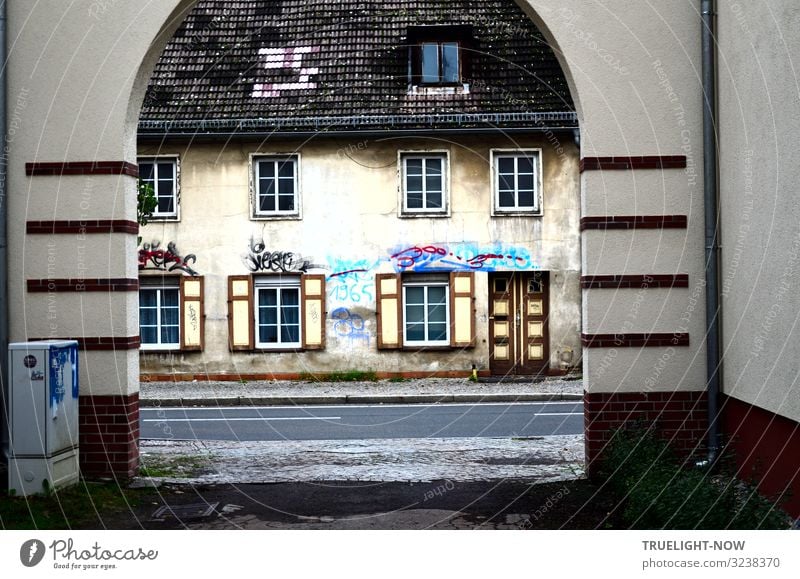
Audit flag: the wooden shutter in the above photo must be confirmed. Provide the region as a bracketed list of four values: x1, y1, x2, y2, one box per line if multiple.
[450, 272, 475, 348]
[180, 276, 204, 351]
[228, 275, 254, 351]
[302, 274, 326, 350]
[376, 273, 402, 349]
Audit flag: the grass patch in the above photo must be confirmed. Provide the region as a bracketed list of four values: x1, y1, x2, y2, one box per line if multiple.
[602, 427, 790, 529]
[387, 377, 409, 383]
[139, 455, 210, 479]
[300, 370, 378, 382]
[0, 480, 146, 530]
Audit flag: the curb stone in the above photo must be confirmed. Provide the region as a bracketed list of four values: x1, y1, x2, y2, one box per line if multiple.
[140, 392, 583, 408]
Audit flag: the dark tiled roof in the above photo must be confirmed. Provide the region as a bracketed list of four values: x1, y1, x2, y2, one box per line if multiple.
[140, 0, 576, 134]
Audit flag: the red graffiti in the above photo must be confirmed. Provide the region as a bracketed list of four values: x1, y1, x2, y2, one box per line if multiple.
[138, 241, 198, 276]
[391, 246, 447, 269]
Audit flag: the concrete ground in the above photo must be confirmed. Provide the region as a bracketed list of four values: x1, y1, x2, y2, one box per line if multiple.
[134, 376, 587, 529]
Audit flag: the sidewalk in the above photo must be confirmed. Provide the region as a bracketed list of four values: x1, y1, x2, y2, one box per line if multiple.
[139, 375, 584, 407]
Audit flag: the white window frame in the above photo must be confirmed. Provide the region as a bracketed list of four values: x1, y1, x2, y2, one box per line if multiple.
[399, 151, 450, 217]
[490, 149, 543, 216]
[402, 276, 451, 346]
[138, 156, 180, 220]
[139, 284, 181, 351]
[250, 154, 302, 220]
[254, 276, 303, 349]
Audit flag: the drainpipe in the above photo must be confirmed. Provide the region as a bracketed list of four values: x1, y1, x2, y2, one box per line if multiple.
[0, 0, 8, 465]
[701, 0, 722, 465]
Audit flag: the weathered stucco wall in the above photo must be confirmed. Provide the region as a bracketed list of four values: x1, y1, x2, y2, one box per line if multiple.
[717, 0, 800, 423]
[138, 134, 581, 375]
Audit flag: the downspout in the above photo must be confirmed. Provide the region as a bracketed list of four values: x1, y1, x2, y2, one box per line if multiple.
[0, 0, 8, 465]
[702, 0, 722, 464]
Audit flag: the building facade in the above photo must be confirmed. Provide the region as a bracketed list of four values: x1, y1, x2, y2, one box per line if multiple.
[136, 0, 582, 380]
[5, 0, 799, 518]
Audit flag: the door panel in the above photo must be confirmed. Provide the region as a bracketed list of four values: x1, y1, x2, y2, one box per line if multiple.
[489, 272, 549, 376]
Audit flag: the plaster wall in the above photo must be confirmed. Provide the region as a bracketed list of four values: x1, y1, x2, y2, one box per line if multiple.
[717, 0, 800, 423]
[138, 135, 582, 375]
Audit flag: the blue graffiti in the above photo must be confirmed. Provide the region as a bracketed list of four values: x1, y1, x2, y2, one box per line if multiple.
[389, 243, 537, 272]
[331, 307, 371, 348]
[327, 258, 379, 304]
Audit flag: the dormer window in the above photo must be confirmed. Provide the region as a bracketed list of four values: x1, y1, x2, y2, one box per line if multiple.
[408, 25, 472, 88]
[421, 42, 460, 84]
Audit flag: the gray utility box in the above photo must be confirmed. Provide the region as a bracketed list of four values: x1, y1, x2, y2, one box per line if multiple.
[8, 341, 79, 496]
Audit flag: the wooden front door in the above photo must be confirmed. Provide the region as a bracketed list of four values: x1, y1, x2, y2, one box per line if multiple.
[489, 272, 549, 376]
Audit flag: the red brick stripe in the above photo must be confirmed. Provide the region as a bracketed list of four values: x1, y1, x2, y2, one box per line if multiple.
[26, 220, 139, 234]
[26, 161, 139, 178]
[580, 155, 687, 172]
[581, 333, 689, 348]
[581, 274, 690, 289]
[580, 215, 687, 231]
[30, 336, 141, 350]
[27, 278, 139, 292]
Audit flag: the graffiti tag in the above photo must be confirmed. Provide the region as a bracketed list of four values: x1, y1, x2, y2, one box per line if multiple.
[245, 238, 316, 273]
[139, 241, 199, 276]
[331, 307, 370, 348]
[390, 244, 535, 272]
[327, 258, 378, 304]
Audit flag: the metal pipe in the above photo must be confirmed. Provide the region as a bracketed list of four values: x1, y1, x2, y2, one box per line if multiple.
[702, 0, 722, 464]
[0, 0, 9, 465]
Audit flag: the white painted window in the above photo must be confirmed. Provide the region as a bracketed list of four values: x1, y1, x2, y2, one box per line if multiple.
[138, 157, 179, 219]
[254, 276, 302, 349]
[492, 150, 542, 215]
[401, 153, 448, 215]
[139, 284, 180, 350]
[402, 274, 450, 346]
[253, 155, 300, 218]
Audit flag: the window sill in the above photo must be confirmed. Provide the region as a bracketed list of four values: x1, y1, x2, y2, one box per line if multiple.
[401, 345, 459, 353]
[399, 211, 450, 219]
[492, 211, 542, 218]
[253, 348, 305, 353]
[146, 216, 181, 223]
[140, 347, 184, 353]
[408, 84, 470, 96]
[250, 214, 302, 222]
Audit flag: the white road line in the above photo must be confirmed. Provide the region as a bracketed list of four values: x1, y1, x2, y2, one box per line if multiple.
[143, 401, 582, 412]
[143, 416, 341, 423]
[533, 412, 582, 416]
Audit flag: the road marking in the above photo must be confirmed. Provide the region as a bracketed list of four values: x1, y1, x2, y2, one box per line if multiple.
[143, 416, 342, 423]
[533, 412, 582, 416]
[143, 401, 582, 412]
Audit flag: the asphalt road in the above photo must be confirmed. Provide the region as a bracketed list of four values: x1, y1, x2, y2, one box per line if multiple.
[140, 401, 582, 441]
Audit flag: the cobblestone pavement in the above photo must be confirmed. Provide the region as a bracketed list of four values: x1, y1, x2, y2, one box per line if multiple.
[140, 376, 584, 406]
[138, 435, 584, 485]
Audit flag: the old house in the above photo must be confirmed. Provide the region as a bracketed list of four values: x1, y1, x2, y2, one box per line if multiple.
[136, 0, 582, 380]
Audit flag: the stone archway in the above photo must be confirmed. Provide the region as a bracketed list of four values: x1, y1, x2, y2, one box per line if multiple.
[6, 1, 706, 477]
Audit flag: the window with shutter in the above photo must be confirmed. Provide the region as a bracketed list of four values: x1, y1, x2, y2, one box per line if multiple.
[450, 272, 475, 348]
[228, 275, 254, 351]
[376, 273, 402, 350]
[302, 275, 326, 350]
[180, 276, 204, 351]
